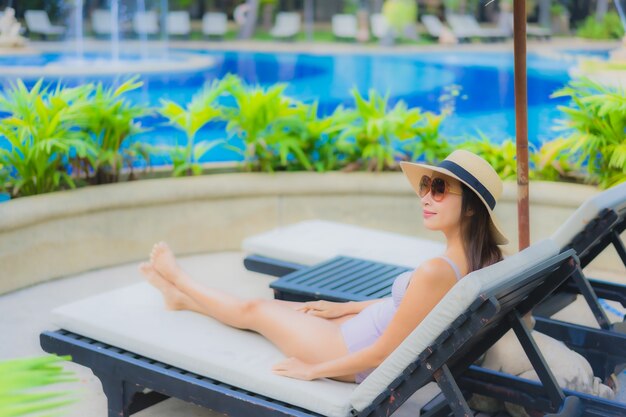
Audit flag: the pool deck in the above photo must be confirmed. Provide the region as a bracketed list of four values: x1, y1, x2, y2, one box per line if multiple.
[0, 250, 623, 417]
[0, 37, 620, 57]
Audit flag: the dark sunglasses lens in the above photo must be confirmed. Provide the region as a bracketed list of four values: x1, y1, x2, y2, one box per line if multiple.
[431, 178, 447, 201]
[418, 176, 431, 197]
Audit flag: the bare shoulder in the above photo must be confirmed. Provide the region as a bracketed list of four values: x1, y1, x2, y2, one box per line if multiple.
[409, 258, 458, 288]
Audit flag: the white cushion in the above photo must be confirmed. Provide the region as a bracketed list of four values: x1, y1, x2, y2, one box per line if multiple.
[242, 220, 445, 268]
[350, 239, 560, 412]
[551, 182, 626, 250]
[51, 283, 356, 417]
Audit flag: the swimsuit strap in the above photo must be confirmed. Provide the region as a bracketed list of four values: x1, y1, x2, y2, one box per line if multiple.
[438, 255, 463, 281]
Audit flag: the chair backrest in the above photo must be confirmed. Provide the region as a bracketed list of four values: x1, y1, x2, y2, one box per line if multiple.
[421, 14, 443, 37]
[551, 182, 626, 255]
[370, 13, 389, 38]
[24, 10, 51, 31]
[202, 12, 227, 35]
[331, 14, 357, 37]
[133, 11, 159, 35]
[274, 12, 301, 30]
[350, 239, 561, 413]
[497, 11, 514, 34]
[167, 11, 190, 35]
[91, 9, 112, 35]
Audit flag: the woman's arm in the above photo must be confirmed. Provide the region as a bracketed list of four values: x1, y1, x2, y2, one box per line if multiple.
[274, 259, 458, 380]
[298, 299, 382, 318]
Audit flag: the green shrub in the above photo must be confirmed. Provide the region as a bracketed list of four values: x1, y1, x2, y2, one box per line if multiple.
[551, 78, 626, 188]
[0, 80, 95, 197]
[158, 78, 228, 176]
[222, 75, 308, 172]
[335, 88, 424, 172]
[576, 12, 625, 39]
[74, 77, 150, 184]
[0, 355, 77, 417]
[459, 134, 518, 180]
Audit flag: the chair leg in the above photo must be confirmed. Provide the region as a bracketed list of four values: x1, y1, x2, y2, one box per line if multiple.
[94, 371, 142, 417]
[611, 230, 626, 267]
[509, 310, 565, 409]
[433, 364, 474, 417]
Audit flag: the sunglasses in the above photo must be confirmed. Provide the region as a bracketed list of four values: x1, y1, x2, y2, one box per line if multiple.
[418, 175, 462, 202]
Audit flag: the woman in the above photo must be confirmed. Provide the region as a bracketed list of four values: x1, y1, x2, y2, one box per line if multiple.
[139, 150, 508, 383]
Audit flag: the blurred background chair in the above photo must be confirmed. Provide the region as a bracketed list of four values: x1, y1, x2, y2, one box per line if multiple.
[270, 12, 301, 40]
[202, 12, 228, 38]
[167, 11, 191, 37]
[331, 14, 357, 41]
[133, 11, 159, 37]
[24, 10, 65, 39]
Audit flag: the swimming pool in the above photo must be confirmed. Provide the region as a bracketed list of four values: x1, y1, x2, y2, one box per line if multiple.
[0, 49, 586, 166]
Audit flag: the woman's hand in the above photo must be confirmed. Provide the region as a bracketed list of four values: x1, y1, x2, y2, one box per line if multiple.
[272, 357, 317, 380]
[297, 300, 351, 319]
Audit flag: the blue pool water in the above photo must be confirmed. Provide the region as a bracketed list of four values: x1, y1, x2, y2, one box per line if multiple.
[0, 49, 585, 166]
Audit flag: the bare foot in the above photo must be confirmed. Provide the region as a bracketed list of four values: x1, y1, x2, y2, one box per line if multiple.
[150, 242, 183, 286]
[139, 262, 189, 311]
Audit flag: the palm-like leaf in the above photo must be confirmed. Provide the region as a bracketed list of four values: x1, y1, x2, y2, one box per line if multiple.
[0, 355, 78, 417]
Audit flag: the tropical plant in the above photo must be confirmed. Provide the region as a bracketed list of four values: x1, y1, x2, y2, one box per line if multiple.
[73, 77, 149, 184]
[222, 75, 305, 172]
[551, 78, 626, 188]
[382, 0, 418, 37]
[336, 88, 423, 172]
[576, 11, 625, 39]
[0, 80, 95, 197]
[272, 101, 358, 172]
[459, 133, 518, 180]
[530, 138, 577, 182]
[402, 110, 451, 164]
[158, 78, 229, 176]
[0, 355, 77, 417]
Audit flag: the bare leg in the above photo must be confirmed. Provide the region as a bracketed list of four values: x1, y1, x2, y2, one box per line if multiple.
[149, 242, 352, 369]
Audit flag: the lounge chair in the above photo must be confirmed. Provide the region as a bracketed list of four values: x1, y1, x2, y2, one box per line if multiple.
[41, 241, 608, 416]
[370, 13, 391, 40]
[167, 11, 191, 37]
[24, 10, 65, 39]
[331, 14, 357, 41]
[91, 9, 112, 37]
[270, 12, 301, 40]
[133, 11, 159, 37]
[421, 14, 446, 39]
[202, 12, 228, 38]
[446, 13, 510, 42]
[498, 11, 552, 40]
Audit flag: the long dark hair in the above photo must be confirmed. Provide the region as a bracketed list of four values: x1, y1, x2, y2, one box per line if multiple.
[459, 184, 503, 272]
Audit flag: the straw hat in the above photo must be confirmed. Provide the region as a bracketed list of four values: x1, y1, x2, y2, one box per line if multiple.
[399, 150, 509, 245]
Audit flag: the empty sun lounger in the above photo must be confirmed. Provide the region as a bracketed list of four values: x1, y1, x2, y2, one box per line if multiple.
[167, 11, 191, 37]
[370, 13, 391, 40]
[133, 11, 159, 37]
[446, 13, 510, 42]
[498, 11, 552, 40]
[42, 241, 610, 416]
[91, 9, 112, 36]
[270, 12, 301, 40]
[421, 14, 446, 39]
[202, 12, 228, 38]
[24, 10, 65, 39]
[331, 14, 357, 41]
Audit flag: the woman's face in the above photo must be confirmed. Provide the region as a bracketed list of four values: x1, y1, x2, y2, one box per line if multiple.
[420, 173, 464, 233]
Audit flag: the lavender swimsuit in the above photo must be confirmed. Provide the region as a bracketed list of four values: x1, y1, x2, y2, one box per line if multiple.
[340, 256, 463, 383]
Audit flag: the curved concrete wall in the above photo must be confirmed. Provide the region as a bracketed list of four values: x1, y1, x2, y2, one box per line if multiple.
[0, 172, 622, 295]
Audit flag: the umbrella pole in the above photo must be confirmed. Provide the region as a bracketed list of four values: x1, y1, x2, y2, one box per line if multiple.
[514, 0, 530, 251]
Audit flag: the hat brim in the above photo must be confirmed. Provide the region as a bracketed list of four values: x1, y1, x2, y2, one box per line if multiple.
[400, 161, 509, 245]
